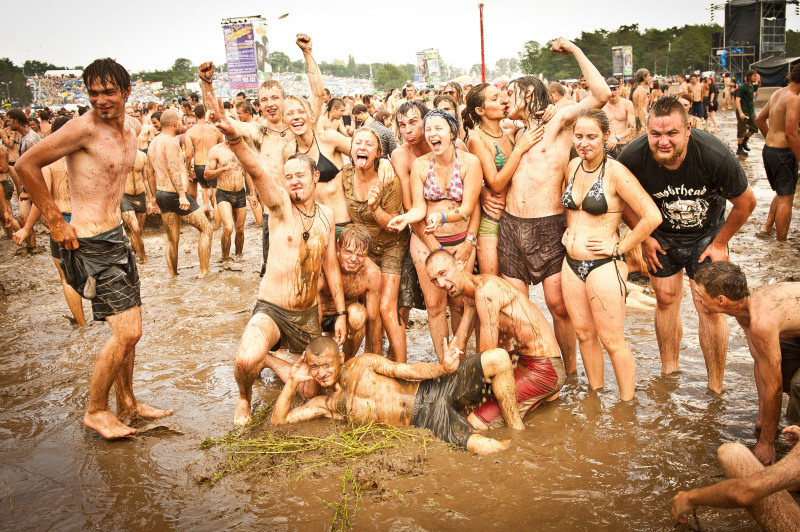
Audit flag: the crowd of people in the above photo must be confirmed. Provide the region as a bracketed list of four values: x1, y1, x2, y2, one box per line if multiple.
[2, 32, 800, 528]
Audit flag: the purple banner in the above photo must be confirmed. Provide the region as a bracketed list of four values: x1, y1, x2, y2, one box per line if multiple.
[223, 23, 257, 90]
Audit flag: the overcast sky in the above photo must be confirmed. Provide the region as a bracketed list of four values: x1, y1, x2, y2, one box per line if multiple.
[4, 0, 800, 73]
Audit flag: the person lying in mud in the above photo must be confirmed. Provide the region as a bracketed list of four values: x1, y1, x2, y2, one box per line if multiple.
[205, 95, 348, 427]
[317, 224, 382, 359]
[671, 425, 800, 529]
[14, 58, 172, 439]
[424, 249, 564, 427]
[693, 262, 800, 465]
[271, 336, 524, 455]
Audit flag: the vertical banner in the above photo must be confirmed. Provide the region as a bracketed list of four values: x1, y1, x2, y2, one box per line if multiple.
[253, 19, 271, 81]
[622, 46, 633, 77]
[612, 46, 624, 76]
[223, 23, 258, 90]
[426, 50, 441, 85]
[416, 52, 428, 84]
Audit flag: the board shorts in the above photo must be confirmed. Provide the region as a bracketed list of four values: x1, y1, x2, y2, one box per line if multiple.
[498, 211, 566, 286]
[156, 190, 200, 216]
[649, 227, 722, 280]
[689, 101, 704, 118]
[1, 178, 13, 200]
[477, 212, 500, 238]
[370, 235, 408, 277]
[781, 337, 800, 424]
[399, 246, 426, 310]
[215, 188, 246, 209]
[411, 353, 491, 448]
[120, 192, 147, 213]
[737, 111, 758, 138]
[59, 224, 141, 321]
[472, 354, 565, 428]
[762, 146, 799, 196]
[49, 212, 71, 259]
[193, 165, 217, 189]
[252, 299, 321, 354]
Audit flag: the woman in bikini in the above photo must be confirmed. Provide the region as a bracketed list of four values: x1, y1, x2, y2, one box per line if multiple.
[560, 108, 661, 400]
[387, 109, 483, 362]
[343, 128, 409, 362]
[462, 83, 542, 275]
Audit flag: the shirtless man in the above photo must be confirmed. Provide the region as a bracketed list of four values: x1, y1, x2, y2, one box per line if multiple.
[602, 77, 635, 159]
[8, 107, 40, 249]
[318, 224, 382, 358]
[425, 250, 564, 427]
[694, 262, 800, 465]
[120, 150, 151, 262]
[203, 141, 248, 258]
[184, 104, 224, 221]
[722, 73, 733, 110]
[687, 74, 705, 121]
[631, 68, 651, 136]
[147, 109, 213, 278]
[13, 116, 87, 324]
[0, 143, 21, 238]
[672, 425, 800, 529]
[207, 94, 348, 425]
[491, 37, 611, 374]
[755, 64, 800, 241]
[15, 58, 172, 439]
[198, 33, 323, 277]
[271, 335, 524, 455]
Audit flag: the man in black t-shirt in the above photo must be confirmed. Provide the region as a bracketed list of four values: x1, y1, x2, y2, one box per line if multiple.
[734, 70, 761, 156]
[619, 96, 756, 393]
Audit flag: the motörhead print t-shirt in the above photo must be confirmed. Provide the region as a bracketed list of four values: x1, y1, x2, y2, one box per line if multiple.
[617, 129, 748, 248]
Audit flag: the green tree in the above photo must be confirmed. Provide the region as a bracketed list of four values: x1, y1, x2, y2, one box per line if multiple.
[172, 58, 194, 74]
[23, 60, 65, 76]
[495, 57, 521, 77]
[347, 55, 356, 77]
[270, 51, 290, 72]
[373, 64, 407, 91]
[0, 58, 32, 106]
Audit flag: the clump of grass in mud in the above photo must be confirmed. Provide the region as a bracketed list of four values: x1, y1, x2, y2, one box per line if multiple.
[316, 467, 361, 531]
[198, 404, 433, 484]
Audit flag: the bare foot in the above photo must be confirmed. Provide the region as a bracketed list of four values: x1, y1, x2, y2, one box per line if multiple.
[133, 402, 174, 418]
[234, 397, 252, 426]
[84, 410, 137, 439]
[198, 271, 208, 279]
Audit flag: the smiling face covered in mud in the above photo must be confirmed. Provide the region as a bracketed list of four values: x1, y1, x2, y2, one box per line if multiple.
[284, 96, 314, 137]
[304, 337, 345, 388]
[284, 156, 319, 204]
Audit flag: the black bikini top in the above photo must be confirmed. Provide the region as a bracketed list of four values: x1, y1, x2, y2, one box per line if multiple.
[297, 135, 340, 183]
[561, 157, 610, 216]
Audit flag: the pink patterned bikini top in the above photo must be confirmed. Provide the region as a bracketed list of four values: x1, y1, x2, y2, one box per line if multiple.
[423, 153, 463, 202]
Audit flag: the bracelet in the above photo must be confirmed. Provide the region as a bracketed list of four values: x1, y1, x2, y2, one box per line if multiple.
[466, 235, 477, 247]
[440, 212, 446, 227]
[613, 242, 623, 260]
[226, 134, 242, 145]
[336, 310, 347, 317]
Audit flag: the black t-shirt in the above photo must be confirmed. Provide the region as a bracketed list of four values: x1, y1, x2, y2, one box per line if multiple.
[617, 129, 748, 248]
[708, 83, 719, 101]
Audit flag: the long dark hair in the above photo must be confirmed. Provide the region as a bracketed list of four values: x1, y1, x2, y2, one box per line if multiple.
[509, 76, 551, 126]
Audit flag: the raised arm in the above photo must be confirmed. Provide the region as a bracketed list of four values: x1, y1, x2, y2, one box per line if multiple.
[297, 34, 325, 123]
[550, 37, 611, 129]
[270, 356, 334, 425]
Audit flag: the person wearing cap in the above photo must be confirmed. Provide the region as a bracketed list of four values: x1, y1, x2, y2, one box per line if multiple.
[602, 77, 635, 159]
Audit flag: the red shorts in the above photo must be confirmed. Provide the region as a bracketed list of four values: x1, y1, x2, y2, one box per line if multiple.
[472, 354, 565, 428]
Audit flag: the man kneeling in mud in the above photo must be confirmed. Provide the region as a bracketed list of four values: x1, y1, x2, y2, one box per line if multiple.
[271, 336, 524, 454]
[425, 249, 565, 427]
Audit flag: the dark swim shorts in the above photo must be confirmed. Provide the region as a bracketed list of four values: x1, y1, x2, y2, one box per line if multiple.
[59, 224, 141, 321]
[252, 299, 321, 354]
[762, 146, 799, 196]
[399, 247, 426, 310]
[472, 354, 565, 428]
[412, 353, 491, 448]
[156, 190, 200, 216]
[781, 337, 800, 424]
[215, 187, 247, 209]
[120, 192, 147, 213]
[498, 211, 566, 286]
[193, 165, 217, 189]
[1, 178, 13, 200]
[49, 212, 71, 259]
[649, 227, 722, 280]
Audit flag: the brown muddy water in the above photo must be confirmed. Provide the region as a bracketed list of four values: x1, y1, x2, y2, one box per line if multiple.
[2, 109, 800, 531]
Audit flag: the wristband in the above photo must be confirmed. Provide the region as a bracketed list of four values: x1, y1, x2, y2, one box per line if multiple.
[440, 212, 446, 226]
[466, 235, 477, 247]
[336, 310, 347, 317]
[226, 134, 242, 145]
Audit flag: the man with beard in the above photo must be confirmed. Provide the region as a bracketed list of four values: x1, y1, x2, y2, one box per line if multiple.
[618, 96, 756, 393]
[198, 33, 323, 276]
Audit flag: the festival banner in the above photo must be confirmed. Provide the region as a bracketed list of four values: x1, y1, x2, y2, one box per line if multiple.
[612, 46, 624, 77]
[622, 46, 633, 77]
[426, 50, 441, 85]
[223, 23, 258, 90]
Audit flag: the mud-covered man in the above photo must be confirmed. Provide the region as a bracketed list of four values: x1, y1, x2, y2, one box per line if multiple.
[694, 262, 800, 465]
[203, 140, 248, 258]
[120, 150, 151, 262]
[15, 58, 172, 439]
[184, 104, 224, 221]
[425, 249, 564, 428]
[317, 224, 382, 359]
[272, 336, 524, 454]
[207, 93, 347, 426]
[147, 109, 214, 278]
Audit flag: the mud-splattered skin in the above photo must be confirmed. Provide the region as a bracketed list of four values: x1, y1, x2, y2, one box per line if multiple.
[317, 254, 381, 315]
[124, 151, 148, 196]
[46, 158, 72, 214]
[205, 143, 246, 192]
[16, 80, 137, 239]
[184, 123, 223, 168]
[149, 125, 189, 195]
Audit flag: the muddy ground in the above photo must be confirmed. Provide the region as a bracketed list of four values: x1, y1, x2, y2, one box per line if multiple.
[1, 107, 799, 531]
